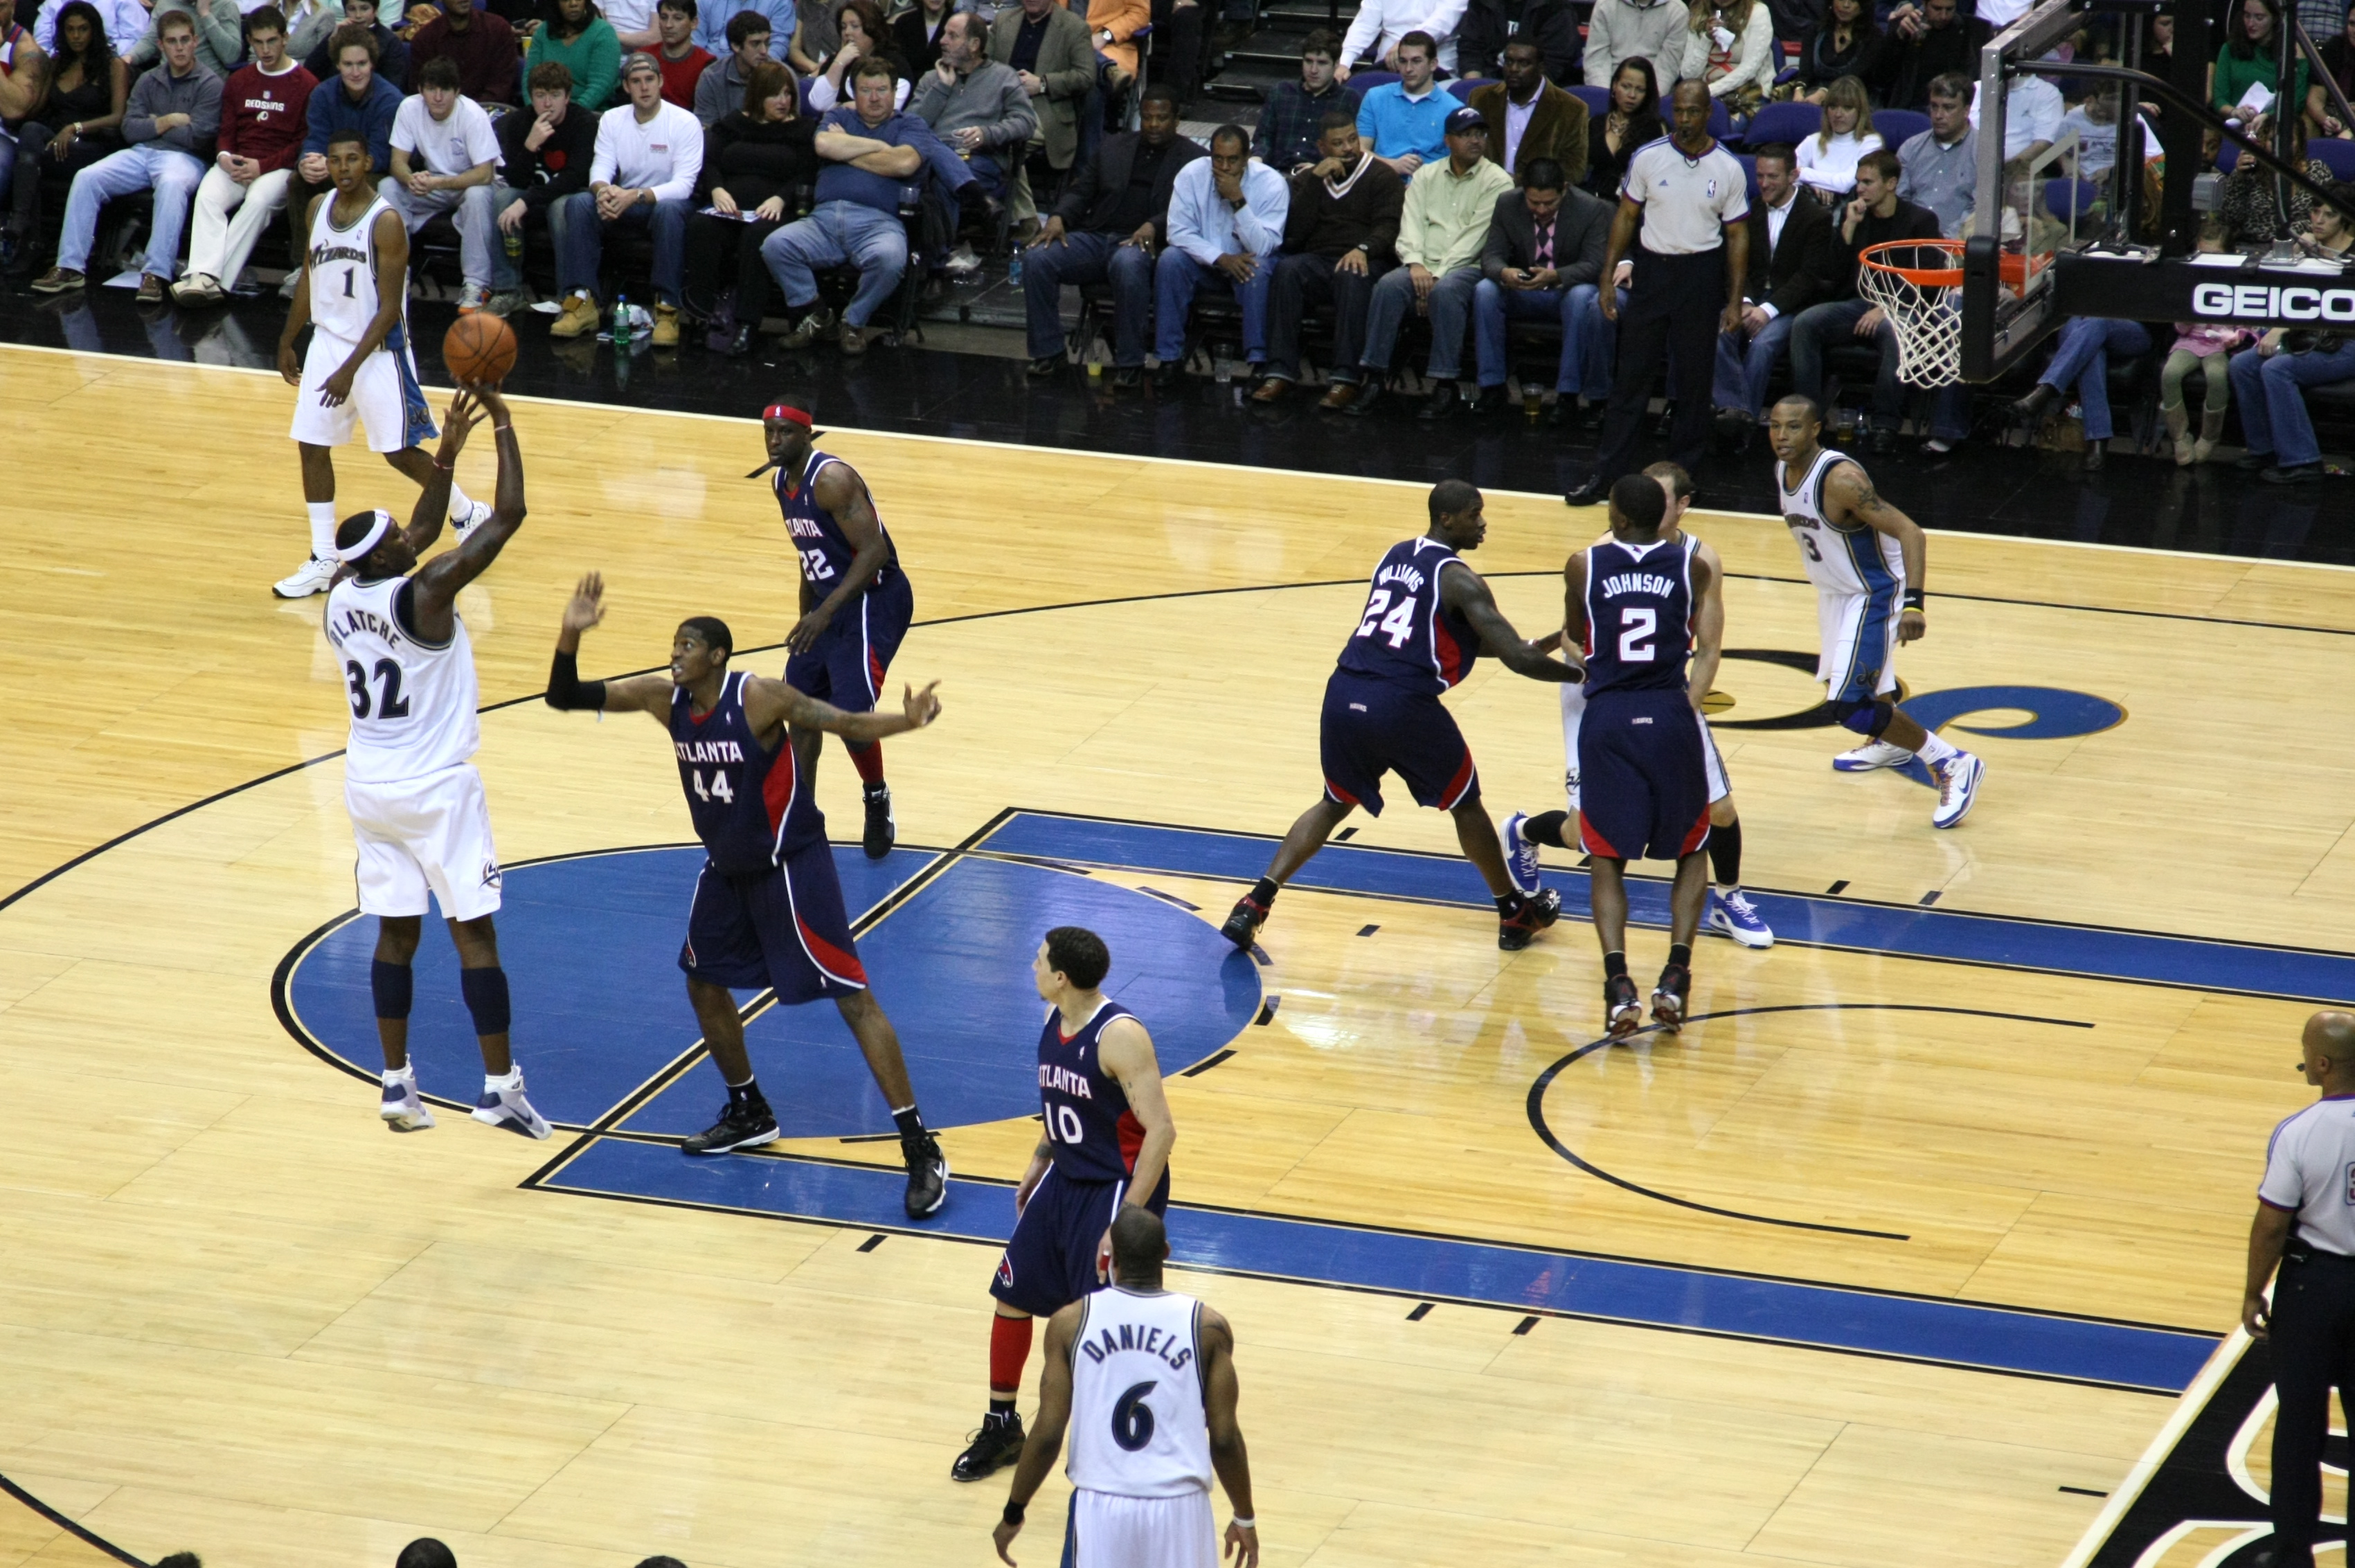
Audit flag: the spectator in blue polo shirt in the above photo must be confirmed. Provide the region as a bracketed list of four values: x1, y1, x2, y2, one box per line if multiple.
[1354, 30, 1449, 176]
[761, 54, 923, 355]
[691, 0, 793, 57]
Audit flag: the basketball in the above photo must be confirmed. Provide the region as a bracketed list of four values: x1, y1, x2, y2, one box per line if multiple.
[443, 314, 517, 387]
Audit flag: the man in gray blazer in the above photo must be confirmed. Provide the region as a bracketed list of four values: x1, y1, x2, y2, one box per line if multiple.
[988, 0, 1091, 223]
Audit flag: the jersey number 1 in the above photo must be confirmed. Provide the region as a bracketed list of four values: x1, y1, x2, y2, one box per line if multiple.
[1353, 588, 1418, 649]
[344, 658, 411, 720]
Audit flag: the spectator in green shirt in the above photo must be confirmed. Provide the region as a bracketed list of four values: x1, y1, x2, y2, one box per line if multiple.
[2212, 0, 2316, 135]
[527, 0, 620, 108]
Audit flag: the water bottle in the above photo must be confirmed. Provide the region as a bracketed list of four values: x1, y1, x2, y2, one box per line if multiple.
[614, 292, 630, 337]
[1008, 247, 1023, 285]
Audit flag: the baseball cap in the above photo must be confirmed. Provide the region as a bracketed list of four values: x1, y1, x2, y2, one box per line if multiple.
[1444, 105, 1485, 134]
[621, 50, 662, 79]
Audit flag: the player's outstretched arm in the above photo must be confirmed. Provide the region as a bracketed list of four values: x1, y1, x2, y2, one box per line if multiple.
[742, 674, 942, 744]
[1442, 561, 1582, 683]
[1687, 542, 1726, 715]
[413, 385, 528, 622]
[1561, 548, 1590, 656]
[785, 464, 893, 654]
[396, 388, 483, 557]
[543, 572, 674, 718]
[992, 1304, 1083, 1566]
[1825, 461, 1928, 642]
[1100, 1018, 1174, 1210]
[1201, 1307, 1260, 1568]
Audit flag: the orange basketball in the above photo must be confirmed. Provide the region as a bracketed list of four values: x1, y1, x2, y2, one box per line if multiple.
[443, 313, 517, 387]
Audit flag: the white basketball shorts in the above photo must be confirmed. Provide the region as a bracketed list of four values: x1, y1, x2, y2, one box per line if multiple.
[346, 762, 503, 921]
[1561, 682, 1728, 811]
[1066, 1489, 1218, 1568]
[289, 325, 436, 454]
[1816, 587, 1903, 707]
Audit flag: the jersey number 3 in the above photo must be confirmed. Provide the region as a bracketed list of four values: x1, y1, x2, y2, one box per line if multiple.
[344, 658, 411, 720]
[1353, 588, 1418, 649]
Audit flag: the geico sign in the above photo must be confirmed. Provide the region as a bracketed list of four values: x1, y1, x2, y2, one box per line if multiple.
[2192, 282, 2355, 321]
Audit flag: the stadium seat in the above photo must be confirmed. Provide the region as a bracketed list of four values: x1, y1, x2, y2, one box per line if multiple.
[1569, 84, 1610, 117]
[2314, 138, 2355, 180]
[1709, 98, 1732, 141]
[2042, 177, 2102, 223]
[2216, 138, 2240, 172]
[1350, 69, 1400, 92]
[1448, 77, 1497, 102]
[1874, 108, 1931, 149]
[1743, 100, 1820, 148]
[1733, 150, 1759, 205]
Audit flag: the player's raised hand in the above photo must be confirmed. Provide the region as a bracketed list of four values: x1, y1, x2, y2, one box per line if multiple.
[1224, 1519, 1260, 1567]
[438, 388, 484, 458]
[901, 681, 942, 730]
[469, 381, 514, 428]
[561, 573, 607, 638]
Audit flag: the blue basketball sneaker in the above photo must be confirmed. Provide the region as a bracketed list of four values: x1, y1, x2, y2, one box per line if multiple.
[1705, 888, 1774, 948]
[1932, 751, 1986, 828]
[1501, 810, 1542, 898]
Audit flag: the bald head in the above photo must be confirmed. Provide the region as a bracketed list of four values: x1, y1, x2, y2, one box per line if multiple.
[2301, 1011, 2355, 1088]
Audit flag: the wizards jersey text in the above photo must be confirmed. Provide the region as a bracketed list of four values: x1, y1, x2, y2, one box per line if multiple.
[1334, 537, 1479, 695]
[669, 672, 827, 874]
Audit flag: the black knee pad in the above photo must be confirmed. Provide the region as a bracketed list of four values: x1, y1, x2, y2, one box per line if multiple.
[1832, 697, 1895, 738]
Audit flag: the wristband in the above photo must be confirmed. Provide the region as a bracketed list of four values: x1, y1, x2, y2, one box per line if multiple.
[1001, 1501, 1026, 1526]
[433, 458, 453, 470]
[1231, 1516, 1256, 1530]
[1902, 589, 1924, 611]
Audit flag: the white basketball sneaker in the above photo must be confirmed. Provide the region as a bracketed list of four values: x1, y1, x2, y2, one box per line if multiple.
[380, 1069, 435, 1132]
[1931, 752, 1986, 829]
[1833, 739, 1915, 773]
[1706, 887, 1775, 948]
[272, 553, 338, 598]
[450, 498, 493, 541]
[472, 1070, 553, 1139]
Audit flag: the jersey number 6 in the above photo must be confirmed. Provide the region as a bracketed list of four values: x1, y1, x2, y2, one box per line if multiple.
[1111, 1380, 1158, 1452]
[1353, 588, 1418, 649]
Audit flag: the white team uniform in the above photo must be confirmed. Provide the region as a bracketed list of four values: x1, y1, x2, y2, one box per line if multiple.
[1776, 447, 1906, 705]
[1063, 1287, 1220, 1568]
[290, 188, 437, 455]
[325, 573, 501, 922]
[1561, 530, 1728, 811]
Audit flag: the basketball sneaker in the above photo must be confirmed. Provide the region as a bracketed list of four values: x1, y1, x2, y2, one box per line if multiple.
[1833, 739, 1915, 772]
[1498, 888, 1561, 951]
[862, 782, 895, 860]
[951, 1412, 1026, 1481]
[1604, 974, 1642, 1040]
[379, 1069, 435, 1132]
[1501, 811, 1542, 898]
[1219, 894, 1269, 952]
[1931, 751, 1986, 829]
[682, 1097, 780, 1155]
[272, 553, 338, 598]
[1651, 962, 1690, 1034]
[472, 1070, 553, 1139]
[450, 498, 493, 542]
[902, 1130, 949, 1218]
[457, 282, 491, 314]
[1705, 888, 1774, 948]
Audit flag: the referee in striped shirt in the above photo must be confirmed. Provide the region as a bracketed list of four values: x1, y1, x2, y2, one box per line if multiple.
[2246, 1009, 2355, 1568]
[1564, 79, 1748, 508]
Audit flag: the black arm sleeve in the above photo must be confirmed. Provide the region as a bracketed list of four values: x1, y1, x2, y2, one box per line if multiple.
[544, 649, 607, 711]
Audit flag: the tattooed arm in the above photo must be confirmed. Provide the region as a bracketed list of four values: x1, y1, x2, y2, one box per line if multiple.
[1823, 460, 1927, 644]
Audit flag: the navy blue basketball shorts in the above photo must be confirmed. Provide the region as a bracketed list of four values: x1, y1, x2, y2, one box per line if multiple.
[990, 1163, 1173, 1318]
[784, 573, 914, 714]
[1318, 671, 1478, 818]
[678, 840, 868, 1003]
[1575, 687, 1712, 862]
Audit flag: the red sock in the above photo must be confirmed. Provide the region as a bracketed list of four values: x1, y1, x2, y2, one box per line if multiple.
[848, 739, 885, 786]
[989, 1312, 1034, 1396]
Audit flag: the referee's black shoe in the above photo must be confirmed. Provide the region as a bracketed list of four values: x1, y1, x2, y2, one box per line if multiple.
[1564, 474, 1610, 507]
[1651, 962, 1690, 1034]
[903, 1130, 949, 1218]
[951, 1412, 1026, 1481]
[682, 1097, 780, 1155]
[863, 780, 896, 858]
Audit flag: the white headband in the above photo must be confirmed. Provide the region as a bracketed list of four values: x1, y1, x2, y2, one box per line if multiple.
[334, 509, 395, 564]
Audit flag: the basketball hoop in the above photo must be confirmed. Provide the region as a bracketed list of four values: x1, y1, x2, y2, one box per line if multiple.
[1856, 238, 1967, 389]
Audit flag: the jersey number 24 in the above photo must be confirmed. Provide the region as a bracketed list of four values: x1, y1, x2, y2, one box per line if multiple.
[1353, 588, 1417, 649]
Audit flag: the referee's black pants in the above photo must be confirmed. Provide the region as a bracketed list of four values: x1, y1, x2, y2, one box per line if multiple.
[2272, 1250, 2355, 1557]
[1588, 245, 1728, 487]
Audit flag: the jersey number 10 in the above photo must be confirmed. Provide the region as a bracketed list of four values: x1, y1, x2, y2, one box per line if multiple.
[1353, 588, 1418, 649]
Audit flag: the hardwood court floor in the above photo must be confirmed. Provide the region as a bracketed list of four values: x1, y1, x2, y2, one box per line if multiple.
[4, 343, 2355, 1568]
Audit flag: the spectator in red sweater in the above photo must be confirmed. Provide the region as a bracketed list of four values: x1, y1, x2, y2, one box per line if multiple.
[652, 0, 709, 107]
[407, 0, 518, 105]
[172, 4, 312, 302]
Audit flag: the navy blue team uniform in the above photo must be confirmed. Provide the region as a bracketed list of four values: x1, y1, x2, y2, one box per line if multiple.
[990, 1000, 1171, 1319]
[1321, 537, 1484, 816]
[1576, 536, 1712, 862]
[775, 449, 914, 713]
[673, 671, 868, 1001]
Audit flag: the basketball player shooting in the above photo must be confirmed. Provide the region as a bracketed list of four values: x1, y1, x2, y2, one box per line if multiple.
[541, 574, 953, 1220]
[755, 404, 913, 860]
[1217, 480, 1584, 956]
[991, 1209, 1257, 1568]
[274, 129, 491, 602]
[325, 383, 551, 1137]
[1560, 475, 1721, 1038]
[1765, 395, 1985, 828]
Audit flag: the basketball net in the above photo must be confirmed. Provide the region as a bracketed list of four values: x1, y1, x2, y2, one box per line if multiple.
[1856, 240, 1966, 390]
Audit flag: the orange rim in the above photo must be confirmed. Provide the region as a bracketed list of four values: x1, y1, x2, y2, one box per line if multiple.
[1858, 239, 1966, 287]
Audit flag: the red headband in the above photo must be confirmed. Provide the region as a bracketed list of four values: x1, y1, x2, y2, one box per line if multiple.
[763, 404, 814, 428]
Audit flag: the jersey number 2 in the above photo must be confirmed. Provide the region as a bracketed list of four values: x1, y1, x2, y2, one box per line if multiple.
[1353, 588, 1418, 649]
[344, 658, 411, 719]
[1618, 607, 1657, 663]
[1111, 1380, 1157, 1452]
